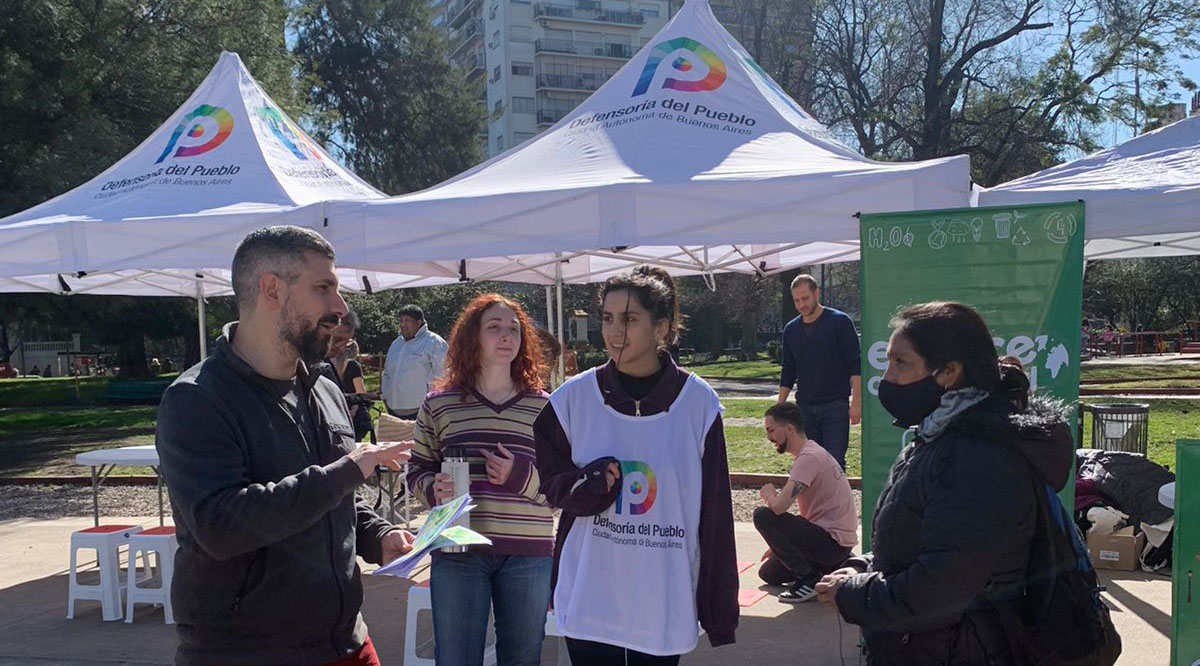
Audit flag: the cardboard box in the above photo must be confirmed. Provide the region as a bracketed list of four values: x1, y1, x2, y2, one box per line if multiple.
[1087, 526, 1146, 571]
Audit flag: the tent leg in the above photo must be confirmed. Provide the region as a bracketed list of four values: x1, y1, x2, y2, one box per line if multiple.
[196, 284, 208, 361]
[545, 285, 556, 385]
[555, 254, 564, 381]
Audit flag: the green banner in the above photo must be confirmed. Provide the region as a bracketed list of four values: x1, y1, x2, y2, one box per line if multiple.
[1173, 439, 1200, 666]
[858, 202, 1084, 548]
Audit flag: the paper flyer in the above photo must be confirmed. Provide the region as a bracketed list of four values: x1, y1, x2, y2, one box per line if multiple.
[373, 493, 490, 578]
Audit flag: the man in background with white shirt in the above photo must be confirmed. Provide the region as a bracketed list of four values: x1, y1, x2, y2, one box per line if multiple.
[381, 304, 447, 419]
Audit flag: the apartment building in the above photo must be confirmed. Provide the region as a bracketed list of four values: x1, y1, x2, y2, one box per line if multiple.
[433, 0, 672, 158]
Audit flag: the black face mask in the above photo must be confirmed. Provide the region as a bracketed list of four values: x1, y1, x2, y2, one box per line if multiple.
[878, 374, 944, 428]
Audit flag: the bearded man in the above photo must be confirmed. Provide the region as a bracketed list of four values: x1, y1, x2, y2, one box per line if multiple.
[156, 226, 414, 666]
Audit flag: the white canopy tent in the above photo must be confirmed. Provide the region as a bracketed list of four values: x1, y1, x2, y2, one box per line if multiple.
[0, 52, 454, 355]
[323, 0, 973, 286]
[977, 113, 1200, 259]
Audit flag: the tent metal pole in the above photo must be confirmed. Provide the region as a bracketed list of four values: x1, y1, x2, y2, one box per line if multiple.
[196, 281, 208, 360]
[555, 253, 564, 380]
[545, 285, 556, 385]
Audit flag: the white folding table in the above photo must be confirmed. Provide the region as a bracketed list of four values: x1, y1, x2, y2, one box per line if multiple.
[75, 445, 164, 527]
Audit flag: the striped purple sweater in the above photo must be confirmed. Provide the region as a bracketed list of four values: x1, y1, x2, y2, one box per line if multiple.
[407, 387, 554, 557]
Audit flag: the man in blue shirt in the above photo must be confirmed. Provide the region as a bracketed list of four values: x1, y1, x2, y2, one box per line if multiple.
[777, 274, 861, 469]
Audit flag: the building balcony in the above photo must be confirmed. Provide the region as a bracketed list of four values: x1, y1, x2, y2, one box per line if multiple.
[534, 38, 633, 59]
[450, 19, 484, 55]
[535, 72, 609, 92]
[537, 108, 570, 125]
[455, 51, 486, 76]
[533, 2, 644, 26]
[447, 0, 480, 28]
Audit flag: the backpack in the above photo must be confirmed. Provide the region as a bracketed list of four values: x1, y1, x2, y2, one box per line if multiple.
[1007, 481, 1122, 666]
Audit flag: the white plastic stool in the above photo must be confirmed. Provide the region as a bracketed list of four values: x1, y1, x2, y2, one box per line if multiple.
[68, 524, 143, 621]
[125, 526, 178, 624]
[404, 582, 436, 666]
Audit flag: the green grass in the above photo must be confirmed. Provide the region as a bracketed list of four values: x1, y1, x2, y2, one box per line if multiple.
[0, 377, 110, 407]
[1082, 399, 1199, 471]
[0, 374, 184, 407]
[721, 398, 776, 420]
[726, 425, 862, 477]
[1087, 379, 1200, 389]
[1080, 363, 1200, 382]
[0, 406, 158, 477]
[0, 406, 157, 436]
[688, 358, 779, 380]
[724, 397, 1194, 474]
[0, 395, 1191, 479]
[686, 358, 1200, 385]
[721, 398, 863, 476]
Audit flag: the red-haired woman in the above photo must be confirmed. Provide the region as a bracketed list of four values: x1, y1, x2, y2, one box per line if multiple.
[406, 294, 552, 666]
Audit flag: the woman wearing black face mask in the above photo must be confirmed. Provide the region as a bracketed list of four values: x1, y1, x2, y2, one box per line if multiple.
[813, 301, 1074, 666]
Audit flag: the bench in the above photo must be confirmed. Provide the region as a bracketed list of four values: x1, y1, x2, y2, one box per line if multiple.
[104, 378, 175, 404]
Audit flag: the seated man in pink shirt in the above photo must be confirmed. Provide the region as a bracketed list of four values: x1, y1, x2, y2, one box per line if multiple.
[755, 401, 858, 603]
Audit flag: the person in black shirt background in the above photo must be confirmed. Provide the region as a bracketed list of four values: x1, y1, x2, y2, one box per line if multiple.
[323, 310, 374, 441]
[777, 273, 862, 469]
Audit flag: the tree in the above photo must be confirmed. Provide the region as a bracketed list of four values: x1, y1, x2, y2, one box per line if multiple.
[678, 273, 778, 357]
[805, 0, 1200, 185]
[0, 0, 299, 375]
[0, 0, 300, 217]
[294, 0, 483, 194]
[346, 282, 551, 354]
[713, 0, 819, 107]
[1084, 257, 1200, 331]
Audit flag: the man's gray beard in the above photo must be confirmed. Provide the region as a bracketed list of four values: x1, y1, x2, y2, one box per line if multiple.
[280, 304, 330, 365]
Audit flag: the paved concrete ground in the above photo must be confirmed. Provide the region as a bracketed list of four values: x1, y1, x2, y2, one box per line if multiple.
[0, 515, 1169, 665]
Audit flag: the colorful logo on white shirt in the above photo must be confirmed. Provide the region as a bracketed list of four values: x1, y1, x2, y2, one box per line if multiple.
[616, 460, 657, 515]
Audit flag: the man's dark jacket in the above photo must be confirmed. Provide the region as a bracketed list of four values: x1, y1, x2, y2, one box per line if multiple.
[836, 395, 1073, 666]
[155, 324, 394, 666]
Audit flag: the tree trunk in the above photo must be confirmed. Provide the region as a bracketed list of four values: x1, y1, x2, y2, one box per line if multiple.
[183, 325, 200, 368]
[741, 301, 760, 357]
[0, 322, 10, 363]
[708, 313, 725, 358]
[918, 0, 947, 159]
[117, 334, 152, 378]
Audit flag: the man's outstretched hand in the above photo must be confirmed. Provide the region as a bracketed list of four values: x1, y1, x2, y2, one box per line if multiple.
[380, 529, 416, 565]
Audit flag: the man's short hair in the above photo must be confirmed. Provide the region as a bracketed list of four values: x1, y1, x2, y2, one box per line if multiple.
[765, 402, 806, 434]
[790, 274, 819, 292]
[397, 304, 425, 322]
[231, 226, 336, 310]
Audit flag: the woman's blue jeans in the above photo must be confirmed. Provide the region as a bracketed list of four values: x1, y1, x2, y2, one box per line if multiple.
[430, 551, 553, 666]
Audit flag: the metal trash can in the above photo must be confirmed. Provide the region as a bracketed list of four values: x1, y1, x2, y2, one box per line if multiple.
[1086, 403, 1150, 456]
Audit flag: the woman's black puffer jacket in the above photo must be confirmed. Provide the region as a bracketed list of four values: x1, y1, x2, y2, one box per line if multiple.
[835, 394, 1073, 666]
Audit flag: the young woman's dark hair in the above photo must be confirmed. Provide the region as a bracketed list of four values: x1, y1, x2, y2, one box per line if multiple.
[889, 301, 1000, 392]
[998, 356, 1031, 412]
[600, 265, 682, 346]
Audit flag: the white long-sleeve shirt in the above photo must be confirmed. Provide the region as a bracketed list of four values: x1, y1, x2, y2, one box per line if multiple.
[380, 325, 447, 412]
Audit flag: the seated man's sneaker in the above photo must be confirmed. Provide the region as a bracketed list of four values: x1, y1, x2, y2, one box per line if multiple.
[778, 578, 818, 603]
